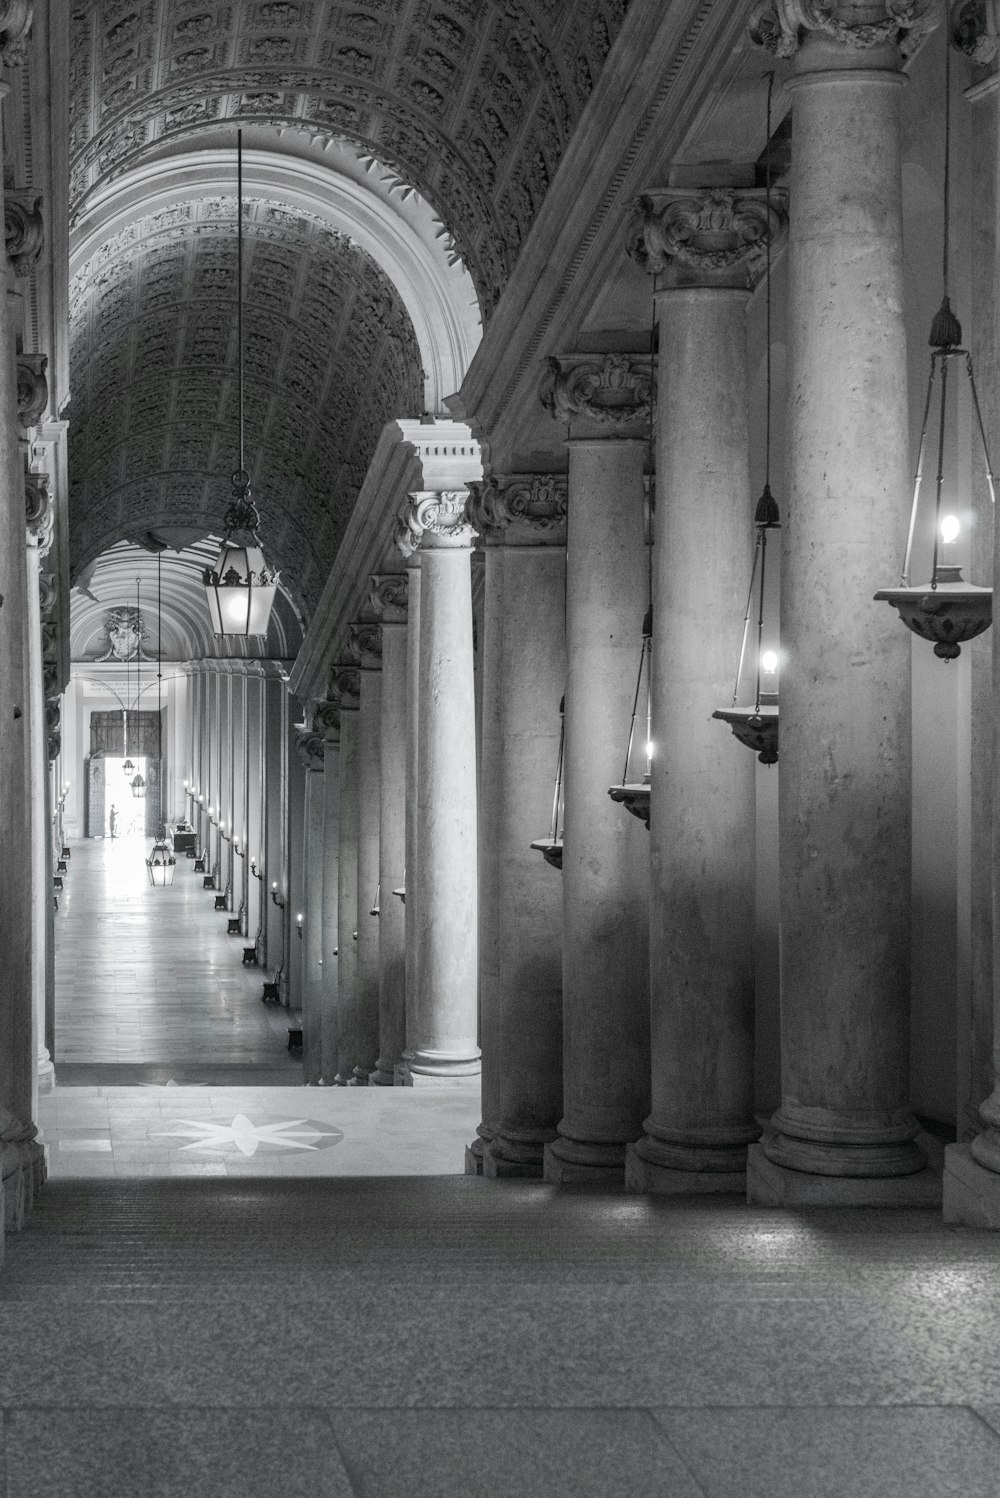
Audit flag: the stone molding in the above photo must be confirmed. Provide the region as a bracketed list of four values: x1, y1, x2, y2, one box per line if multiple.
[369, 573, 409, 625]
[748, 0, 938, 57]
[5, 190, 43, 278]
[0, 2, 32, 68]
[313, 698, 341, 745]
[294, 725, 325, 772]
[952, 0, 1000, 60]
[24, 467, 52, 555]
[397, 490, 477, 554]
[17, 353, 47, 429]
[627, 188, 788, 289]
[466, 473, 568, 544]
[539, 352, 653, 432]
[348, 620, 383, 669]
[329, 663, 361, 712]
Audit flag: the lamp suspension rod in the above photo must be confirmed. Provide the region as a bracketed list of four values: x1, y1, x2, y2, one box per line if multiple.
[967, 353, 997, 507]
[764, 72, 774, 493]
[549, 698, 565, 841]
[238, 127, 244, 474]
[157, 551, 163, 816]
[754, 529, 768, 711]
[929, 32, 955, 592]
[732, 533, 762, 707]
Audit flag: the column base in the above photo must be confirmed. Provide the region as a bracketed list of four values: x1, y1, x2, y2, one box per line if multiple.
[543, 1135, 626, 1185]
[369, 1060, 396, 1086]
[403, 1050, 482, 1081]
[625, 1141, 745, 1196]
[464, 1141, 484, 1176]
[401, 1061, 481, 1088]
[747, 1142, 942, 1208]
[37, 1054, 55, 1094]
[943, 1143, 1000, 1227]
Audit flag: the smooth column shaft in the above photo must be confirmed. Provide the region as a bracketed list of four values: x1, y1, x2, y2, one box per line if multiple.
[320, 736, 340, 1084]
[546, 439, 649, 1179]
[336, 707, 360, 1080]
[301, 765, 325, 1083]
[374, 622, 406, 1085]
[402, 561, 421, 1074]
[355, 670, 382, 1079]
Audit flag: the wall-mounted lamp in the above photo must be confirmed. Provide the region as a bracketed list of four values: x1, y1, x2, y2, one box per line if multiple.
[271, 881, 285, 909]
[296, 912, 303, 939]
[250, 858, 262, 880]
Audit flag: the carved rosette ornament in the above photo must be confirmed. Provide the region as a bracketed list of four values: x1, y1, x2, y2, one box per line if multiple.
[313, 698, 340, 745]
[0, 2, 32, 66]
[466, 474, 568, 543]
[951, 0, 1000, 60]
[369, 573, 409, 624]
[24, 467, 52, 554]
[627, 189, 789, 289]
[4, 191, 43, 278]
[348, 620, 383, 668]
[397, 491, 477, 552]
[294, 726, 325, 772]
[539, 353, 653, 431]
[17, 352, 46, 428]
[329, 663, 361, 712]
[749, 0, 938, 57]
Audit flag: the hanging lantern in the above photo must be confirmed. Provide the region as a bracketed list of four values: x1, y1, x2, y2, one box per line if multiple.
[146, 837, 176, 887]
[530, 695, 565, 869]
[608, 605, 652, 829]
[203, 130, 279, 638]
[713, 485, 780, 765]
[130, 770, 147, 800]
[874, 35, 994, 657]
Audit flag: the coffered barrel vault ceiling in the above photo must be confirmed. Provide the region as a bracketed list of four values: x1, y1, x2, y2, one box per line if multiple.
[69, 196, 424, 619]
[68, 0, 632, 317]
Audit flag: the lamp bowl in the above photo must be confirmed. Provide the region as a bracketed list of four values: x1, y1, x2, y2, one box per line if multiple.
[712, 704, 779, 765]
[607, 782, 650, 829]
[529, 836, 564, 871]
[873, 580, 993, 660]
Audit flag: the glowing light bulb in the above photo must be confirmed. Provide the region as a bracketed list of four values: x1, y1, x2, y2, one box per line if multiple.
[940, 514, 960, 546]
[296, 912, 303, 925]
[761, 651, 779, 675]
[644, 740, 654, 760]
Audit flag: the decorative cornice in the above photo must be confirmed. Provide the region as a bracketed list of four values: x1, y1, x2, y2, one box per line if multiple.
[348, 620, 383, 668]
[313, 698, 341, 744]
[749, 0, 938, 58]
[5, 191, 43, 278]
[24, 468, 52, 555]
[398, 490, 477, 552]
[17, 353, 47, 429]
[294, 726, 325, 772]
[539, 353, 653, 431]
[0, 3, 32, 68]
[951, 0, 1000, 60]
[369, 572, 409, 624]
[626, 188, 788, 289]
[329, 663, 361, 711]
[466, 474, 568, 543]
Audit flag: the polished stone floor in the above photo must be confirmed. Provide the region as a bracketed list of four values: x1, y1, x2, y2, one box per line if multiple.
[55, 835, 300, 1076]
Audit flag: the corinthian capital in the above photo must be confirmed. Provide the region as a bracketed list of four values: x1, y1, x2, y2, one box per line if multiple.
[17, 353, 47, 429]
[466, 474, 568, 543]
[329, 664, 361, 711]
[5, 191, 43, 278]
[0, 3, 32, 67]
[348, 620, 383, 668]
[398, 491, 477, 552]
[313, 698, 340, 744]
[539, 352, 653, 432]
[369, 572, 409, 623]
[294, 726, 325, 771]
[951, 0, 1000, 59]
[627, 188, 788, 289]
[25, 467, 52, 554]
[749, 0, 938, 57]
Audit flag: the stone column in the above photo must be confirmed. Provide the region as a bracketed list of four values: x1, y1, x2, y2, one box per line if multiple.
[747, 1, 934, 1204]
[349, 622, 383, 1082]
[313, 698, 340, 1084]
[295, 726, 325, 1083]
[331, 664, 362, 1083]
[467, 475, 566, 1176]
[537, 354, 652, 1183]
[623, 182, 787, 1192]
[370, 575, 409, 1086]
[945, 2, 1000, 1225]
[400, 552, 421, 1082]
[25, 475, 53, 1097]
[398, 492, 480, 1080]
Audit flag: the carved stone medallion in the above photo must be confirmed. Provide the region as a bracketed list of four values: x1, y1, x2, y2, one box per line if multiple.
[539, 353, 653, 431]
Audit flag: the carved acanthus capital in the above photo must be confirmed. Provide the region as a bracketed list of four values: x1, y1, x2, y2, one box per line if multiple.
[17, 352, 47, 429]
[294, 726, 325, 771]
[369, 572, 409, 624]
[329, 663, 361, 711]
[951, 0, 1000, 59]
[749, 0, 938, 58]
[45, 696, 60, 762]
[313, 698, 340, 744]
[5, 191, 43, 278]
[627, 188, 788, 289]
[399, 491, 477, 551]
[0, 3, 32, 67]
[539, 353, 653, 432]
[348, 620, 383, 668]
[38, 566, 56, 618]
[466, 474, 568, 543]
[25, 468, 52, 554]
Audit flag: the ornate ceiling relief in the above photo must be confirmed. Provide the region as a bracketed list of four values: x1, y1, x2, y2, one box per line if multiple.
[69, 0, 632, 318]
[69, 195, 423, 619]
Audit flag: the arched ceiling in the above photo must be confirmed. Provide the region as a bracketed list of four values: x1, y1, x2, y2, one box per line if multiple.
[68, 0, 632, 317]
[69, 193, 424, 618]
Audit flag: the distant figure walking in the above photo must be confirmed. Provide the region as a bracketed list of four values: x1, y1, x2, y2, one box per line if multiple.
[109, 804, 118, 839]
